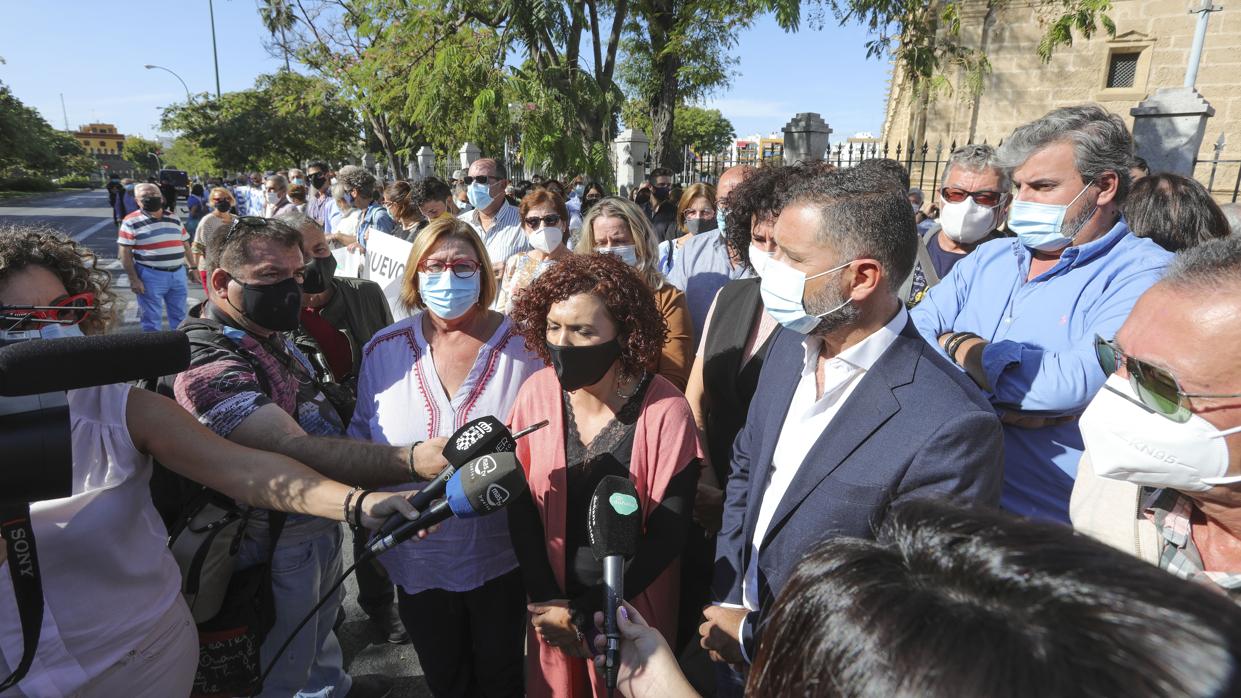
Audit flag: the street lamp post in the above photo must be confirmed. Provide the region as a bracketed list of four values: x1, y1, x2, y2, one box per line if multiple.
[144, 64, 192, 103]
[208, 0, 221, 99]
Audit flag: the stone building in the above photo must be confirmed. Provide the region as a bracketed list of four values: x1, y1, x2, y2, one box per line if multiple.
[880, 0, 1241, 193]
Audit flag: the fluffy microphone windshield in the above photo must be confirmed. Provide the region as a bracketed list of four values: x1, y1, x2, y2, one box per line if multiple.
[0, 331, 190, 397]
[588, 475, 640, 560]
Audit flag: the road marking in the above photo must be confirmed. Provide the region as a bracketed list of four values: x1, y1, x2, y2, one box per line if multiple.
[71, 219, 113, 242]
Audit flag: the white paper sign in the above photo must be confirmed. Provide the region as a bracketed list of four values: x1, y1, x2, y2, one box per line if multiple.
[361, 231, 415, 321]
[332, 247, 366, 279]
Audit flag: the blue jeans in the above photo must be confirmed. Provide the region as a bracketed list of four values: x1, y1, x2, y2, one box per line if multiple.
[134, 264, 187, 332]
[237, 525, 351, 698]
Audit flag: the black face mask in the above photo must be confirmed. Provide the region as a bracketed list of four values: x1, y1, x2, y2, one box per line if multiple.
[582, 197, 600, 213]
[301, 254, 337, 294]
[546, 339, 621, 392]
[228, 275, 303, 332]
[309, 172, 327, 190]
[139, 196, 164, 213]
[652, 185, 671, 200]
[213, 201, 231, 213]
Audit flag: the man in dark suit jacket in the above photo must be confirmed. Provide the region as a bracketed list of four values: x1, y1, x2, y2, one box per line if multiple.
[700, 166, 1004, 673]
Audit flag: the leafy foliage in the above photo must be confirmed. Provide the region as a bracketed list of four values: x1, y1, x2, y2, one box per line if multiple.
[159, 72, 359, 173]
[0, 81, 93, 180]
[623, 102, 735, 155]
[122, 135, 162, 173]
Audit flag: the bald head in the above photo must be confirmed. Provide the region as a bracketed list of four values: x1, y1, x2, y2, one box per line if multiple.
[717, 166, 753, 208]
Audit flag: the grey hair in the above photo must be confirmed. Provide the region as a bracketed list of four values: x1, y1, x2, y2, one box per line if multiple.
[330, 182, 352, 208]
[785, 167, 918, 293]
[265, 174, 288, 191]
[336, 165, 377, 199]
[942, 144, 1012, 192]
[907, 187, 924, 205]
[134, 182, 160, 197]
[470, 158, 508, 180]
[276, 210, 321, 235]
[1162, 236, 1241, 291]
[995, 104, 1134, 204]
[1220, 203, 1241, 237]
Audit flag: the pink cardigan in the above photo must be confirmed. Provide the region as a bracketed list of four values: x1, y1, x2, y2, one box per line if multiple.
[509, 367, 702, 698]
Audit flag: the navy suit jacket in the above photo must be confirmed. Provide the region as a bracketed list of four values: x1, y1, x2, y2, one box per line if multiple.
[713, 318, 1004, 658]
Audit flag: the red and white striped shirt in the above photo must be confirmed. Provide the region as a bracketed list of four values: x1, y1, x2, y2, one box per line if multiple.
[117, 210, 189, 269]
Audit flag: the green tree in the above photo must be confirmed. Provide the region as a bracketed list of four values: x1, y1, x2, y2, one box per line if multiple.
[160, 72, 359, 172]
[0, 80, 93, 180]
[259, 0, 297, 71]
[164, 138, 217, 178]
[122, 135, 163, 174]
[622, 103, 734, 158]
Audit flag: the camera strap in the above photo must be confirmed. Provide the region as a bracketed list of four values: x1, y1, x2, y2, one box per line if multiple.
[0, 503, 42, 691]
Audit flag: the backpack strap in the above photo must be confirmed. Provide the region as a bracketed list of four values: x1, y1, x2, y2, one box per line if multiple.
[916, 232, 943, 288]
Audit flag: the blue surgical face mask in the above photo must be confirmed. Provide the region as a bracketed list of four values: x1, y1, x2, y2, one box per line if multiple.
[467, 182, 493, 210]
[1007, 181, 1096, 252]
[598, 244, 639, 268]
[418, 270, 481, 320]
[759, 256, 853, 334]
[341, 192, 353, 207]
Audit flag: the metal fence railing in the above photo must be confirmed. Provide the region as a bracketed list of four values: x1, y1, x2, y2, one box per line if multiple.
[1192, 134, 1241, 203]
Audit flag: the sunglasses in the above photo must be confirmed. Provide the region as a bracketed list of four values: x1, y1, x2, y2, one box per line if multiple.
[222, 215, 269, 248]
[940, 187, 1006, 207]
[1095, 335, 1241, 423]
[463, 175, 495, 186]
[0, 292, 97, 330]
[523, 214, 562, 229]
[420, 258, 480, 278]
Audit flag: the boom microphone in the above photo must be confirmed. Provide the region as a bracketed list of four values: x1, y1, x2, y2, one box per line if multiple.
[588, 476, 641, 695]
[0, 332, 190, 397]
[366, 451, 528, 556]
[370, 418, 547, 542]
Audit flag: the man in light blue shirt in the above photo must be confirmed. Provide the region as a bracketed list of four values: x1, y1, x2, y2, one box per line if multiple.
[667, 165, 753, 341]
[911, 105, 1172, 523]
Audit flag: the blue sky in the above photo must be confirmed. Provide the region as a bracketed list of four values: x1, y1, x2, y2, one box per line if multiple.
[0, 1, 891, 144]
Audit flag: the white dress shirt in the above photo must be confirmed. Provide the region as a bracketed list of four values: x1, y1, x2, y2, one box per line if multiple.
[458, 201, 530, 267]
[730, 307, 907, 657]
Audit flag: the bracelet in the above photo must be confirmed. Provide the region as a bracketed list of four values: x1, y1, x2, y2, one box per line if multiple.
[946, 332, 982, 366]
[353, 490, 375, 528]
[407, 441, 424, 481]
[342, 486, 362, 525]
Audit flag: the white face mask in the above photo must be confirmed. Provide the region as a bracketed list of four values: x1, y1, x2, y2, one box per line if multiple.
[748, 244, 773, 276]
[266, 191, 280, 205]
[598, 244, 639, 267]
[528, 226, 563, 254]
[1080, 375, 1241, 492]
[938, 197, 997, 244]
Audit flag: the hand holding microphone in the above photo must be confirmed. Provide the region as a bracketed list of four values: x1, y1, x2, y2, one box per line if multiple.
[588, 476, 641, 696]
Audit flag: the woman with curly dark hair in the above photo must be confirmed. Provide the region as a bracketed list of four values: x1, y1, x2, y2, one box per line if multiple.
[506, 252, 701, 698]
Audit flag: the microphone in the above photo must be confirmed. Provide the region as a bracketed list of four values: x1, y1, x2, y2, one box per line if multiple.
[588, 476, 641, 694]
[369, 418, 547, 542]
[0, 331, 190, 397]
[366, 451, 528, 556]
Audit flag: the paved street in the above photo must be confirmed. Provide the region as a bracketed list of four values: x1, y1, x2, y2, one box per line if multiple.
[0, 190, 433, 697]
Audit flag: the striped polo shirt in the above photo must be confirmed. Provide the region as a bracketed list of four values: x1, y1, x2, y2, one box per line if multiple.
[118, 210, 190, 269]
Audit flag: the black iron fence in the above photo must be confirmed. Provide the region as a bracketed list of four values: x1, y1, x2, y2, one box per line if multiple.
[1192, 134, 1241, 203]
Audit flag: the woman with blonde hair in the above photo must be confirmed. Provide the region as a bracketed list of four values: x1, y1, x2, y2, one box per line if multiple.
[576, 197, 692, 391]
[348, 216, 541, 697]
[191, 186, 237, 289]
[657, 183, 717, 275]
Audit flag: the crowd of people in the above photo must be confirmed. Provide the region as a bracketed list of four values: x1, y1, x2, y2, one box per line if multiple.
[6, 102, 1241, 698]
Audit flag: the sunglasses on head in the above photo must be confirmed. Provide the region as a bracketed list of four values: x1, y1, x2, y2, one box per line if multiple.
[940, 187, 1006, 207]
[463, 175, 495, 186]
[1094, 335, 1241, 423]
[221, 215, 270, 248]
[523, 214, 562, 229]
[0, 292, 97, 330]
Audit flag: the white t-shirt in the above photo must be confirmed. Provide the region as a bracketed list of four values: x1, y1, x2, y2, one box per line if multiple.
[0, 384, 183, 696]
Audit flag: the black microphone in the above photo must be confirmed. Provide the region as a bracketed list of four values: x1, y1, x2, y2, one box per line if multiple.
[366, 451, 528, 556]
[370, 418, 547, 543]
[0, 332, 190, 397]
[588, 476, 641, 694]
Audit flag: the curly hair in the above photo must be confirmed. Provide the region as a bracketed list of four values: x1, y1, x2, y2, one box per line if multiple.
[0, 224, 119, 335]
[724, 161, 834, 270]
[510, 252, 668, 378]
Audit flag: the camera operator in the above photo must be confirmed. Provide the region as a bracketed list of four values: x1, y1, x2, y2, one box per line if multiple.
[0, 225, 422, 697]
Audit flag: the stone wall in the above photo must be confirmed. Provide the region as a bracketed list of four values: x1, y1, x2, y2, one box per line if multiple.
[881, 0, 1241, 197]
